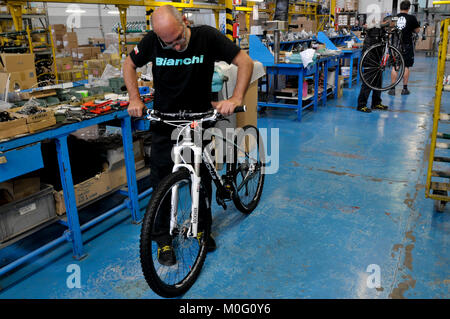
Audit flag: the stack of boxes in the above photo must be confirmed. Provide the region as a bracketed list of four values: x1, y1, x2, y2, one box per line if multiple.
[343, 0, 358, 11]
[416, 24, 436, 51]
[51, 24, 67, 50]
[62, 31, 78, 51]
[49, 25, 134, 83]
[294, 16, 317, 32]
[0, 53, 37, 92]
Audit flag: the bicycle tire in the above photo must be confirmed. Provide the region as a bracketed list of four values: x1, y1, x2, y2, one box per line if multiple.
[232, 125, 265, 214]
[140, 169, 210, 298]
[359, 43, 405, 91]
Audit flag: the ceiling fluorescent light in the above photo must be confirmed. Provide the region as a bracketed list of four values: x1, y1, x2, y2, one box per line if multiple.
[108, 10, 120, 15]
[65, 9, 86, 13]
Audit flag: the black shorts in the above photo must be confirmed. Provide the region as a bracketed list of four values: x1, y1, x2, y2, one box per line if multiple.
[402, 44, 415, 68]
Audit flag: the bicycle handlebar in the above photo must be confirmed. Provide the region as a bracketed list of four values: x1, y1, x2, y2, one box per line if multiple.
[146, 105, 246, 122]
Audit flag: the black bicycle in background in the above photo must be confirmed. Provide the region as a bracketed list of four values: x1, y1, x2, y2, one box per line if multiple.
[359, 18, 406, 91]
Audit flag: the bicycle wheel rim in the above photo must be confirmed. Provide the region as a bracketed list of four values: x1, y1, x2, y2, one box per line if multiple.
[359, 44, 405, 91]
[140, 172, 209, 297]
[233, 126, 265, 212]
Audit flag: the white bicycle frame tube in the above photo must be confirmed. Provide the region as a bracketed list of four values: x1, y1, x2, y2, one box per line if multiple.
[170, 144, 203, 238]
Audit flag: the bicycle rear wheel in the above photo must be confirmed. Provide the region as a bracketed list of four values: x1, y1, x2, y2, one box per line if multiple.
[359, 43, 405, 91]
[140, 169, 210, 298]
[232, 125, 265, 214]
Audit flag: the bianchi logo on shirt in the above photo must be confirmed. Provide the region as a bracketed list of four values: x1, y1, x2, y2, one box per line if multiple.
[155, 55, 204, 66]
[397, 16, 407, 30]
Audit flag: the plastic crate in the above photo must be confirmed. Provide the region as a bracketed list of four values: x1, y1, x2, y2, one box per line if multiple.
[0, 184, 57, 244]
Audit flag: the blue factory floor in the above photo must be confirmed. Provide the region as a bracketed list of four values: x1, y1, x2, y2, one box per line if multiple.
[0, 55, 448, 299]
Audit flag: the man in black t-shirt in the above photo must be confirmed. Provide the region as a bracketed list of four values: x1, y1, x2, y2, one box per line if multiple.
[389, 0, 420, 95]
[123, 5, 254, 266]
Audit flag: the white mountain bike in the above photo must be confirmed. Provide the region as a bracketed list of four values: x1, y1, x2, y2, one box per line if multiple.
[139, 107, 265, 298]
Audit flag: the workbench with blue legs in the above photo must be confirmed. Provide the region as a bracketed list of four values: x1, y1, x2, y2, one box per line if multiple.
[318, 54, 343, 105]
[0, 109, 152, 276]
[317, 31, 362, 88]
[249, 35, 343, 120]
[257, 61, 319, 122]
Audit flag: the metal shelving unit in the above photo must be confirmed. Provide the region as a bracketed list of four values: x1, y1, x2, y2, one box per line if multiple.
[0, 4, 58, 86]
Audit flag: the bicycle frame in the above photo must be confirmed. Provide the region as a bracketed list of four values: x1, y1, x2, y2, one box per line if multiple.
[168, 120, 252, 239]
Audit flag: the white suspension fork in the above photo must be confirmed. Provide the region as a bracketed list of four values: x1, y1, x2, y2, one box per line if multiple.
[170, 144, 203, 238]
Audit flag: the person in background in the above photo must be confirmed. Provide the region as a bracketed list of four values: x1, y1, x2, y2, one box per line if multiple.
[388, 0, 420, 95]
[357, 16, 390, 113]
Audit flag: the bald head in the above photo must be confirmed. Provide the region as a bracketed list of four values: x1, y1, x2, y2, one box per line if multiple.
[151, 5, 190, 52]
[151, 5, 184, 34]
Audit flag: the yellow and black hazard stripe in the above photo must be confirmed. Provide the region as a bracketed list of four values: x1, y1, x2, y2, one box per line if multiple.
[226, 5, 233, 41]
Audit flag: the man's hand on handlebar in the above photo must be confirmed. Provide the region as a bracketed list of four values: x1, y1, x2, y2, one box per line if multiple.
[127, 99, 145, 117]
[211, 97, 241, 116]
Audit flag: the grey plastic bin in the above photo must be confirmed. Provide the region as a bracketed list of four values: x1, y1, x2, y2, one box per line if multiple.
[0, 184, 57, 244]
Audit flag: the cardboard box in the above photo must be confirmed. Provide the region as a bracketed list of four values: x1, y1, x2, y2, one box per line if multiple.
[10, 107, 54, 124]
[71, 69, 85, 81]
[0, 53, 35, 72]
[295, 17, 316, 32]
[88, 37, 105, 45]
[91, 46, 101, 59]
[236, 80, 257, 128]
[75, 46, 92, 60]
[344, 0, 358, 11]
[97, 53, 112, 63]
[58, 70, 72, 82]
[0, 176, 40, 205]
[54, 162, 146, 215]
[416, 37, 433, 50]
[27, 116, 57, 133]
[0, 69, 37, 92]
[87, 59, 107, 70]
[0, 117, 28, 140]
[52, 34, 65, 50]
[63, 32, 78, 49]
[138, 80, 153, 88]
[19, 89, 56, 100]
[51, 24, 67, 34]
[236, 12, 247, 31]
[54, 140, 145, 215]
[88, 67, 103, 77]
[55, 56, 73, 72]
[426, 24, 435, 36]
[9, 107, 56, 133]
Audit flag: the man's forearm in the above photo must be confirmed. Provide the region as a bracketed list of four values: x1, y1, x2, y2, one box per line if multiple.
[123, 57, 141, 102]
[231, 52, 254, 103]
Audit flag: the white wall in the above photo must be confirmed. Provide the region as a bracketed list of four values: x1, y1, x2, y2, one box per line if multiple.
[358, 0, 394, 15]
[44, 3, 145, 45]
[42, 3, 219, 45]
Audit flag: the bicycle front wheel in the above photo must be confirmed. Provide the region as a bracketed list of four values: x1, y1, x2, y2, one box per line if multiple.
[359, 43, 405, 91]
[232, 125, 265, 214]
[140, 169, 210, 298]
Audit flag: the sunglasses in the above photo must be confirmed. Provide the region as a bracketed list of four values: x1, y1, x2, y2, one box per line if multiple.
[157, 25, 187, 49]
